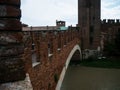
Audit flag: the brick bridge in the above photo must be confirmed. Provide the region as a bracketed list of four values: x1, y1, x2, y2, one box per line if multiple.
[23, 28, 82, 90]
[0, 0, 82, 90]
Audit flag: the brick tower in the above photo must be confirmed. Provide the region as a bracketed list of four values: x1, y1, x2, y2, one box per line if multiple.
[78, 0, 101, 49]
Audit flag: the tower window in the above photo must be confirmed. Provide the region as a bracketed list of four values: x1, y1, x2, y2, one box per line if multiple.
[89, 26, 94, 45]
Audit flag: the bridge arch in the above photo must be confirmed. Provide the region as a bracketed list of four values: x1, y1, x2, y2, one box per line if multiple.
[65, 44, 82, 69]
[56, 44, 82, 90]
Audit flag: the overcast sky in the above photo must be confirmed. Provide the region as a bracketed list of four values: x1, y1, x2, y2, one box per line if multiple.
[21, 0, 120, 26]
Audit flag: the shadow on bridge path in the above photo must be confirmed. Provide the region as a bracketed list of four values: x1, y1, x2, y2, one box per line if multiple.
[61, 65, 120, 90]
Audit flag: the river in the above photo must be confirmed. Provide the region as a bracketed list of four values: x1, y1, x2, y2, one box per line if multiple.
[61, 65, 120, 90]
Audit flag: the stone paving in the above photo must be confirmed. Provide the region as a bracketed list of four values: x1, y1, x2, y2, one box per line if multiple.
[0, 74, 33, 90]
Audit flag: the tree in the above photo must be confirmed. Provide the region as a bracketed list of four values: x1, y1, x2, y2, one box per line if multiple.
[114, 30, 120, 56]
[104, 29, 120, 57]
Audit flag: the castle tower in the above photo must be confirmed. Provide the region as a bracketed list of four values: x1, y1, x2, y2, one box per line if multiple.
[78, 0, 101, 49]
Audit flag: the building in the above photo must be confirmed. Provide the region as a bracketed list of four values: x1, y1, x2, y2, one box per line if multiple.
[78, 0, 101, 49]
[78, 0, 120, 51]
[22, 20, 68, 32]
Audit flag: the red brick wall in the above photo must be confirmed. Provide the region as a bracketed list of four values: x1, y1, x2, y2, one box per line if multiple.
[101, 20, 120, 42]
[23, 29, 81, 90]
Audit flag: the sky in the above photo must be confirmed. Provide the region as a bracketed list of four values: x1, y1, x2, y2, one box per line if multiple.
[21, 0, 120, 26]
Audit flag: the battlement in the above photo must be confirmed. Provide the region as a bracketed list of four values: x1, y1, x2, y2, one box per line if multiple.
[56, 20, 66, 27]
[101, 19, 120, 24]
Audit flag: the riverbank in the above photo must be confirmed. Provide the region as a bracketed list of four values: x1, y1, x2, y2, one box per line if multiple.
[70, 57, 120, 69]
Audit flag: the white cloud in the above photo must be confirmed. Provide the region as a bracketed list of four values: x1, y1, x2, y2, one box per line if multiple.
[101, 0, 120, 19]
[21, 0, 77, 26]
[21, 0, 120, 26]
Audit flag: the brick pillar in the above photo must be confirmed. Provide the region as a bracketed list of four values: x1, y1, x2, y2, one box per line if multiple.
[52, 32, 58, 56]
[0, 0, 26, 83]
[57, 32, 61, 49]
[61, 32, 64, 49]
[40, 32, 48, 62]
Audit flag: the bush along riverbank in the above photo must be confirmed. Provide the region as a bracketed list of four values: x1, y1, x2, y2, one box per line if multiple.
[70, 57, 120, 69]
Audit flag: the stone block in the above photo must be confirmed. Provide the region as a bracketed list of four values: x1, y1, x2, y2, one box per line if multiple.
[0, 0, 20, 7]
[0, 19, 21, 30]
[0, 57, 26, 84]
[0, 5, 21, 19]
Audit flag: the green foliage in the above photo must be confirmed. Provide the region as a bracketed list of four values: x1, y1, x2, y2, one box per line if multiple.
[115, 30, 120, 54]
[104, 30, 120, 56]
[104, 41, 116, 56]
[80, 58, 120, 69]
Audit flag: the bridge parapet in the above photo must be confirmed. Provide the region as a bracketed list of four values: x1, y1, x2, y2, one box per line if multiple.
[0, 1, 81, 89]
[23, 27, 81, 90]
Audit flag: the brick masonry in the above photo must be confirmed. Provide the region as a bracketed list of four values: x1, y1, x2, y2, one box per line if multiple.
[0, 0, 26, 84]
[23, 29, 81, 90]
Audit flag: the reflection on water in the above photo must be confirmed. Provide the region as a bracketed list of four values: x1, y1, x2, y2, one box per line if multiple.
[61, 65, 120, 90]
